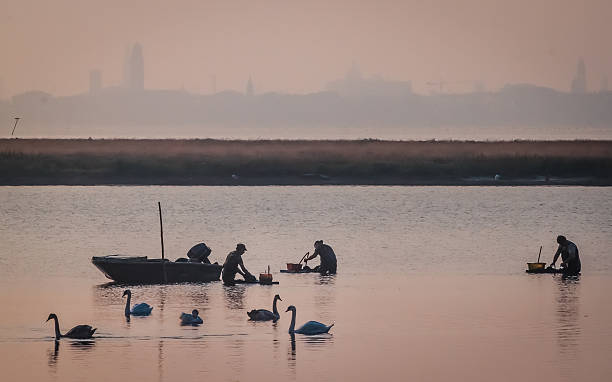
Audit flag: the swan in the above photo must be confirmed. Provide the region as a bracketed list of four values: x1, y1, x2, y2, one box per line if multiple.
[285, 305, 333, 335]
[122, 289, 153, 316]
[247, 294, 282, 321]
[46, 313, 96, 340]
[180, 309, 203, 325]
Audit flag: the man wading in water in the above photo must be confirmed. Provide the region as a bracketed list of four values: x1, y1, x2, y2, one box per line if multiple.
[304, 240, 337, 275]
[222, 243, 256, 285]
[551, 235, 581, 276]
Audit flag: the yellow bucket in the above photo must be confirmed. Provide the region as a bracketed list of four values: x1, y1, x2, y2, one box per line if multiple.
[527, 262, 546, 271]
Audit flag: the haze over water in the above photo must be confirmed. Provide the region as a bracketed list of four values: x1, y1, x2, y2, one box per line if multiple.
[6, 124, 612, 141]
[1, 186, 611, 381]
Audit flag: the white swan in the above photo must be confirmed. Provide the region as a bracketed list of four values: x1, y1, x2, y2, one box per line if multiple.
[285, 305, 333, 335]
[46, 313, 96, 340]
[248, 294, 282, 321]
[180, 309, 203, 325]
[122, 289, 153, 316]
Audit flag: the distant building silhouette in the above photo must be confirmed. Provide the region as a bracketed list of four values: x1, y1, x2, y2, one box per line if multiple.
[326, 63, 412, 98]
[89, 70, 102, 94]
[246, 76, 254, 96]
[122, 43, 144, 90]
[601, 76, 609, 93]
[571, 58, 587, 94]
[129, 43, 144, 90]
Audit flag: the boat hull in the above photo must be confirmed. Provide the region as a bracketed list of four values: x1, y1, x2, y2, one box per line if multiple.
[92, 256, 222, 284]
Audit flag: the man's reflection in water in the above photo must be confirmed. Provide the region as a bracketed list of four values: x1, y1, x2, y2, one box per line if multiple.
[555, 275, 581, 378]
[314, 274, 337, 313]
[47, 340, 59, 370]
[316, 274, 336, 286]
[223, 285, 246, 310]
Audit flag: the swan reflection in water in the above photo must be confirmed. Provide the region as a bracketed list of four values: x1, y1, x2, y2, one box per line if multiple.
[47, 339, 96, 370]
[288, 333, 296, 361]
[47, 340, 59, 369]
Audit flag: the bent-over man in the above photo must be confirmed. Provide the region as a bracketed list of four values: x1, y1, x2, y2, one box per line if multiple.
[551, 235, 581, 276]
[305, 240, 337, 275]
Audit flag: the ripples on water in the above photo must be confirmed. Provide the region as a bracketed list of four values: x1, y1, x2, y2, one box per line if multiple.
[0, 186, 611, 381]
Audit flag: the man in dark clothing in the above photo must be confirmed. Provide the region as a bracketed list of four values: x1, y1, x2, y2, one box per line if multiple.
[551, 235, 581, 276]
[186, 242, 212, 263]
[305, 240, 337, 275]
[222, 243, 255, 285]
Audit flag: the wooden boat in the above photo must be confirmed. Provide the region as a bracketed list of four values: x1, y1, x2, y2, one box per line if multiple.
[525, 267, 572, 274]
[280, 267, 320, 274]
[92, 255, 222, 284]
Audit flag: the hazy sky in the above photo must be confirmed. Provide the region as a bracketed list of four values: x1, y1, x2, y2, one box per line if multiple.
[1, 0, 611, 97]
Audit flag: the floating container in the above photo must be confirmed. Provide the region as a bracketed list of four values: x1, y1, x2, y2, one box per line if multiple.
[527, 262, 546, 271]
[286, 263, 302, 272]
[259, 273, 273, 284]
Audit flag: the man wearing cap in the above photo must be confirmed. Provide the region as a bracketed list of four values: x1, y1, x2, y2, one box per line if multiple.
[305, 240, 337, 275]
[222, 243, 256, 285]
[551, 235, 581, 276]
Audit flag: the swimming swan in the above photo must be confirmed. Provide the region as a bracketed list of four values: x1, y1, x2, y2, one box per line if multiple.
[122, 289, 153, 316]
[248, 294, 282, 321]
[46, 313, 96, 340]
[285, 305, 333, 335]
[180, 309, 203, 325]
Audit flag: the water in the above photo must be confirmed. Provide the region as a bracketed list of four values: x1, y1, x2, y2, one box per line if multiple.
[6, 124, 612, 141]
[1, 186, 611, 381]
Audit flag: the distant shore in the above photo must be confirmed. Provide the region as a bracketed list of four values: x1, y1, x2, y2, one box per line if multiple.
[1, 138, 611, 186]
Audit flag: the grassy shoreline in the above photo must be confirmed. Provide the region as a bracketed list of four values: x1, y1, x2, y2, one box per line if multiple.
[1, 139, 611, 186]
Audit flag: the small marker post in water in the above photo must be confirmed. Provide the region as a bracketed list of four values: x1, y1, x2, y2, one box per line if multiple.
[11, 117, 20, 136]
[158, 202, 168, 283]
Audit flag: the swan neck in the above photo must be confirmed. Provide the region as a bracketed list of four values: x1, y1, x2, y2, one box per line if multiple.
[52, 316, 61, 339]
[272, 297, 279, 316]
[125, 293, 131, 316]
[288, 309, 296, 333]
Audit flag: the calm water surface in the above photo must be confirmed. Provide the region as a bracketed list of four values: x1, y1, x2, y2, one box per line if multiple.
[0, 186, 611, 381]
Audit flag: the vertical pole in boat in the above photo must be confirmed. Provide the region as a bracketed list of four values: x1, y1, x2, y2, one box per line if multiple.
[158, 202, 168, 283]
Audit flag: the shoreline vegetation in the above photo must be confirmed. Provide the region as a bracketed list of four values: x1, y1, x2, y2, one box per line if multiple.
[1, 138, 611, 186]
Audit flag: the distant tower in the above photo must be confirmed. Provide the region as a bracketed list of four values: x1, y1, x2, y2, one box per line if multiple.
[346, 61, 362, 81]
[246, 76, 254, 96]
[129, 43, 144, 90]
[570, 58, 587, 94]
[122, 45, 131, 88]
[89, 70, 102, 93]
